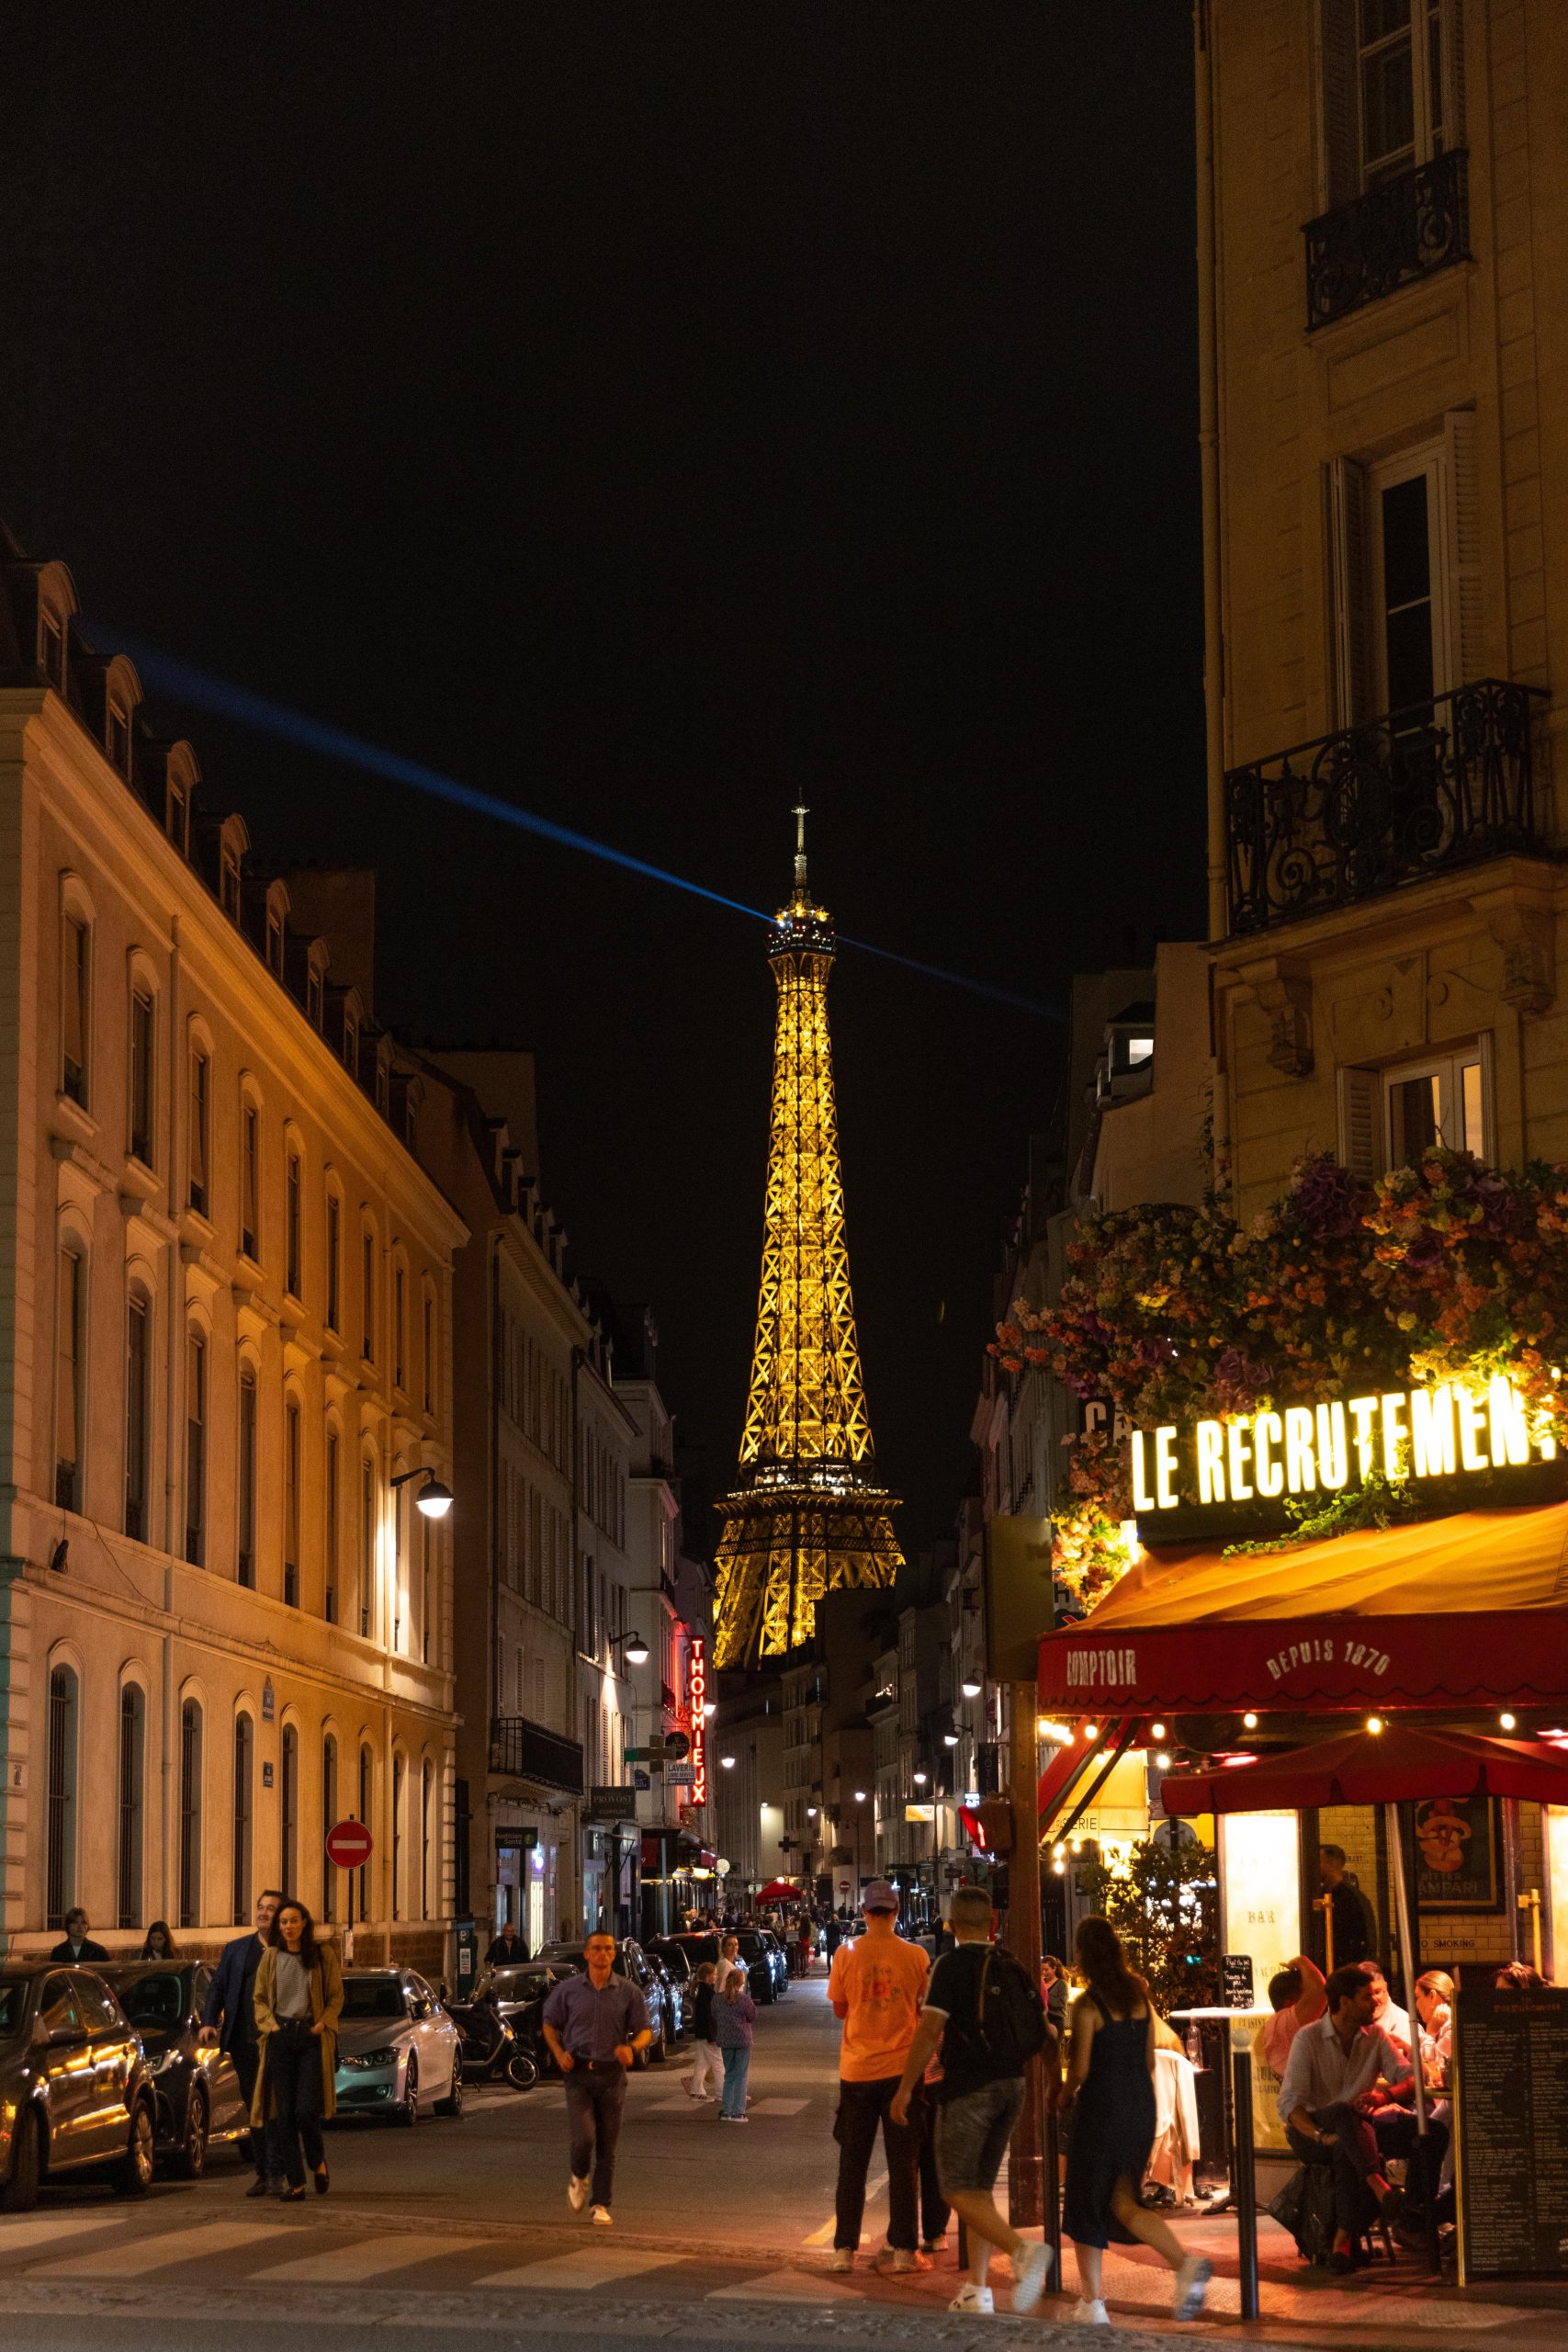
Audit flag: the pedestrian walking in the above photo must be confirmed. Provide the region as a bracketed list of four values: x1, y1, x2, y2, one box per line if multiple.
[140, 1920, 177, 1960]
[827, 1877, 929, 2275]
[1061, 1916, 1212, 2325]
[797, 1918, 815, 1978]
[251, 1900, 344, 2202]
[714, 1932, 744, 1996]
[49, 1907, 108, 1963]
[540, 1929, 653, 2225]
[200, 1888, 283, 2194]
[716, 1970, 756, 2120]
[684, 1962, 723, 2102]
[892, 1885, 1053, 2314]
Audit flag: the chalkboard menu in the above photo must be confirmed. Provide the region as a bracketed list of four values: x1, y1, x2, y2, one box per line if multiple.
[1221, 1953, 1255, 2009]
[1455, 1985, 1568, 2280]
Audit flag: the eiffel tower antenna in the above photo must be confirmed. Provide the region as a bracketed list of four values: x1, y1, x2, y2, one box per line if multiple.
[711, 811, 902, 1668]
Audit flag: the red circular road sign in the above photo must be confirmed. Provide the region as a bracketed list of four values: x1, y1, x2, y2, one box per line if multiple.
[325, 1819, 374, 1871]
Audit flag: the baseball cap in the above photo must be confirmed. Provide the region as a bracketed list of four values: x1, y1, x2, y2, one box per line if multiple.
[862, 1879, 899, 1914]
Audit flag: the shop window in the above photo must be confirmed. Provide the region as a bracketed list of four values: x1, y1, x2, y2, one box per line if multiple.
[232, 1713, 254, 1925]
[46, 1663, 79, 1929]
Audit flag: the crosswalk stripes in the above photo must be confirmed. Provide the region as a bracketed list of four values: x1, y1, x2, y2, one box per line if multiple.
[748, 2098, 807, 2115]
[475, 2245, 688, 2290]
[35, 2219, 295, 2278]
[0, 2213, 132, 2258]
[709, 2267, 859, 2302]
[254, 2232, 482, 2284]
[803, 2167, 885, 2247]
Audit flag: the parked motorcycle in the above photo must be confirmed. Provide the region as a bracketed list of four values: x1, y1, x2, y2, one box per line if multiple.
[447, 1994, 538, 2090]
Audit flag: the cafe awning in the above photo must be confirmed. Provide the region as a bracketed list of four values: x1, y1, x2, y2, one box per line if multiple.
[1161, 1723, 1568, 1815]
[1038, 1501, 1568, 1713]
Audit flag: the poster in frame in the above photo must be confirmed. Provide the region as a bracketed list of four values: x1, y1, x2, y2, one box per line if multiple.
[1415, 1794, 1504, 1916]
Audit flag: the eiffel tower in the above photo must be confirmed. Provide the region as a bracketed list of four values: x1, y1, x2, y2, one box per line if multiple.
[712, 809, 902, 1668]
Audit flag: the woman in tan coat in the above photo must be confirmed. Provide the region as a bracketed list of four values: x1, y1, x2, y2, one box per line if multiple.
[252, 1899, 344, 2199]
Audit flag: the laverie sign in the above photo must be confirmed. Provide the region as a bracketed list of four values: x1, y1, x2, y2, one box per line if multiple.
[1130, 1374, 1556, 1519]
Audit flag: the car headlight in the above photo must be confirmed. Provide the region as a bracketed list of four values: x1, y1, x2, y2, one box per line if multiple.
[342, 2046, 400, 2071]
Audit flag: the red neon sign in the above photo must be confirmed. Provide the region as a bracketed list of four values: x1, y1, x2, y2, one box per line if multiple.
[690, 1635, 707, 1805]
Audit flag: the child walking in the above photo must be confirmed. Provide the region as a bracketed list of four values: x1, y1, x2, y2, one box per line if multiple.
[715, 1968, 756, 2121]
[684, 1962, 723, 2102]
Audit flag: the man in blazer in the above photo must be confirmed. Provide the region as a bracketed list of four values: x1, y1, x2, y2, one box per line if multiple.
[201, 1888, 282, 2193]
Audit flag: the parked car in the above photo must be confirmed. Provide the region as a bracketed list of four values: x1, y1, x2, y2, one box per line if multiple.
[333, 1968, 463, 2126]
[100, 1961, 249, 2178]
[464, 1961, 574, 2080]
[645, 1935, 694, 1990]
[754, 1930, 790, 1999]
[642, 1948, 685, 2039]
[738, 1929, 788, 2002]
[659, 1930, 773, 2007]
[534, 1939, 676, 2063]
[0, 1963, 156, 2211]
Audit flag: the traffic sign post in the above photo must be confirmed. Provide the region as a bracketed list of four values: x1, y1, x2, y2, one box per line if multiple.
[326, 1818, 374, 1961]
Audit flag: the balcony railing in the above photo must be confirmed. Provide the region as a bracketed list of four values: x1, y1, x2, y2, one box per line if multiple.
[488, 1714, 585, 1794]
[1225, 680, 1548, 938]
[1304, 148, 1469, 329]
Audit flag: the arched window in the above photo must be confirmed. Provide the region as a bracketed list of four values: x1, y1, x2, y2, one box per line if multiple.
[187, 1037, 210, 1215]
[325, 1185, 342, 1332]
[360, 1225, 376, 1363]
[185, 1325, 207, 1565]
[422, 1283, 435, 1417]
[391, 1751, 404, 1921]
[421, 1759, 433, 1920]
[283, 1395, 301, 1608]
[393, 1260, 406, 1391]
[117, 1684, 145, 1928]
[321, 1734, 338, 1921]
[240, 1094, 261, 1262]
[237, 1363, 257, 1588]
[359, 1454, 377, 1640]
[61, 904, 90, 1107]
[179, 1699, 203, 1928]
[285, 1144, 303, 1299]
[129, 980, 155, 1167]
[46, 1663, 79, 1929]
[125, 1285, 151, 1542]
[54, 1242, 86, 1511]
[232, 1713, 254, 1925]
[281, 1724, 299, 1898]
[421, 1511, 433, 1667]
[324, 1426, 341, 1623]
[357, 1743, 373, 1918]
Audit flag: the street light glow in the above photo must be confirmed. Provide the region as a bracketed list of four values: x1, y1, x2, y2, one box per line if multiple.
[961, 1677, 983, 1699]
[623, 1632, 650, 1666]
[415, 1478, 454, 1519]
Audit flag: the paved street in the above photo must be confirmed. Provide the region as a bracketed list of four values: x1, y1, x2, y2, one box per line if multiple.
[4, 1971, 1568, 2352]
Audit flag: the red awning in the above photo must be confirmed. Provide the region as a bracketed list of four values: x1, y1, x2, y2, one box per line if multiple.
[1161, 1724, 1568, 1815]
[755, 1878, 802, 1903]
[1038, 1503, 1568, 1713]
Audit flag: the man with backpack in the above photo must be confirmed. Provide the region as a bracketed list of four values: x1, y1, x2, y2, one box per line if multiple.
[892, 1884, 1054, 2315]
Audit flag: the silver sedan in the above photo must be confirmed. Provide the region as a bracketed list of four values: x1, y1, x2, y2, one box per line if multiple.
[333, 1968, 463, 2126]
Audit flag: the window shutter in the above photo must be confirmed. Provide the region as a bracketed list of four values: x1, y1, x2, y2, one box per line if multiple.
[1438, 0, 1466, 150]
[1326, 456, 1372, 729]
[1318, 0, 1360, 207]
[1337, 1066, 1383, 1180]
[1442, 408, 1483, 687]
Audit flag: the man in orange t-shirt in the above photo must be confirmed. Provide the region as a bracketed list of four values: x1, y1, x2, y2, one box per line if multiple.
[827, 1880, 930, 2274]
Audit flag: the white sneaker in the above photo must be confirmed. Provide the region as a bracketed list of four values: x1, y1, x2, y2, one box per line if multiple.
[591, 2204, 613, 2227]
[1012, 2241, 1055, 2314]
[949, 2284, 994, 2313]
[830, 2248, 854, 2273]
[1173, 2256, 1212, 2321]
[567, 2175, 589, 2211]
[882, 2247, 928, 2274]
[1074, 2300, 1111, 2325]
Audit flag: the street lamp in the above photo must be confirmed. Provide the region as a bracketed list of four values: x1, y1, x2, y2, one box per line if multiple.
[961, 1675, 983, 1700]
[852, 1790, 867, 1898]
[389, 1469, 454, 1519]
[618, 1631, 650, 1667]
[721, 1753, 736, 1770]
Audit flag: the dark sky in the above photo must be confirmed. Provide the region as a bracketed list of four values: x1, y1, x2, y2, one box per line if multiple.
[5, 6, 1203, 1550]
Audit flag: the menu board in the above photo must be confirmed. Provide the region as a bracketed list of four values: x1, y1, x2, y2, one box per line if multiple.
[1221, 1953, 1256, 2008]
[1455, 1985, 1568, 2279]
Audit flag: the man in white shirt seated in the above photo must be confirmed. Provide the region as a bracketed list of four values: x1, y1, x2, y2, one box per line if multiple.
[1278, 1965, 1413, 2272]
[1362, 1961, 1410, 2047]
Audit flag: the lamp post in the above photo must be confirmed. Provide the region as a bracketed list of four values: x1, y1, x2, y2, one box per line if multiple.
[389, 1468, 454, 1518]
[853, 1790, 867, 1901]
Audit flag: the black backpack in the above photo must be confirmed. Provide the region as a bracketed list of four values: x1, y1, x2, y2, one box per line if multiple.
[969, 1944, 1049, 2072]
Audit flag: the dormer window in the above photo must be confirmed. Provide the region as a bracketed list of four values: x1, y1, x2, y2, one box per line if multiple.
[1126, 1035, 1154, 1068]
[40, 614, 65, 692]
[167, 780, 187, 852]
[403, 1095, 417, 1150]
[221, 851, 241, 922]
[307, 967, 323, 1029]
[375, 1057, 389, 1118]
[344, 1014, 358, 1073]
[107, 703, 130, 775]
[265, 910, 284, 977]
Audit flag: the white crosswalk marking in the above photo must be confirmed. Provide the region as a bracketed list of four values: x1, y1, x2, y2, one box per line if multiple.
[254, 2232, 480, 2283]
[804, 2167, 885, 2247]
[710, 2267, 858, 2301]
[37, 2219, 294, 2278]
[749, 2098, 807, 2115]
[0, 2213, 132, 2257]
[475, 2245, 687, 2289]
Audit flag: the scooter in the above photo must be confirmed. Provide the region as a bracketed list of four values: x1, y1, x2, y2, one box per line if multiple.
[448, 1993, 538, 2089]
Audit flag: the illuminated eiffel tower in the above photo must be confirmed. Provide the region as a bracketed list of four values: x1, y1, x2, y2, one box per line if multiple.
[712, 809, 902, 1668]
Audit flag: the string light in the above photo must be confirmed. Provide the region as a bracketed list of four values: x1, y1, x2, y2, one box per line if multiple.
[1366, 1716, 1383, 1736]
[1243, 1713, 1258, 1730]
[1500, 1712, 1517, 1732]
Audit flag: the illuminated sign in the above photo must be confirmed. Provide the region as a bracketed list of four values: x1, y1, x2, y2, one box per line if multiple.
[1131, 1375, 1555, 1517]
[689, 1636, 707, 1805]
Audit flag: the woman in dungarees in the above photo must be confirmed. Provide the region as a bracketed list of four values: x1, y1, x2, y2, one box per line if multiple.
[1059, 1916, 1211, 2326]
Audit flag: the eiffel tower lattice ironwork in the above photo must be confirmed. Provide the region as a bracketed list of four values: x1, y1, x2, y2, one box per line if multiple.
[712, 809, 902, 1668]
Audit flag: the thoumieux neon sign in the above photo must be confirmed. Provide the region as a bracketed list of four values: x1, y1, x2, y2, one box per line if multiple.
[1130, 1374, 1556, 1516]
[689, 1635, 707, 1805]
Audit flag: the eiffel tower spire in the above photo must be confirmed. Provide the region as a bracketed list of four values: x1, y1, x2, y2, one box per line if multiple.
[712, 813, 902, 1668]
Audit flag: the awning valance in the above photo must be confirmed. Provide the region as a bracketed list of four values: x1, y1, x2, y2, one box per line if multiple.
[1038, 1503, 1568, 1713]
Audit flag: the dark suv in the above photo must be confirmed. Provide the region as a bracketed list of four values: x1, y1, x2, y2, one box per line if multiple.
[0, 1963, 156, 2211]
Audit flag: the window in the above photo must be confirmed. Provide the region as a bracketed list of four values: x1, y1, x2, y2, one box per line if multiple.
[166, 779, 187, 852]
[186, 1329, 207, 1564]
[41, 611, 65, 691]
[46, 1664, 79, 1930]
[281, 1724, 299, 1898]
[284, 1396, 301, 1607]
[286, 1150, 302, 1297]
[62, 913, 89, 1106]
[422, 1511, 433, 1666]
[1326, 416, 1478, 730]
[221, 850, 241, 922]
[237, 1364, 257, 1588]
[321, 1734, 338, 1920]
[423, 1291, 434, 1415]
[306, 965, 323, 1030]
[125, 1290, 150, 1541]
[231, 1714, 254, 1925]
[361, 1230, 375, 1361]
[241, 1101, 260, 1261]
[1357, 0, 1449, 185]
[325, 1191, 341, 1331]
[391, 1753, 404, 1921]
[344, 1012, 358, 1074]
[179, 1699, 202, 1928]
[187, 1044, 210, 1215]
[357, 1744, 373, 1917]
[421, 1760, 433, 1920]
[325, 1429, 340, 1623]
[1337, 1041, 1491, 1177]
[54, 1246, 85, 1512]
[265, 910, 284, 977]
[360, 1455, 376, 1639]
[107, 701, 130, 774]
[130, 987, 154, 1164]
[118, 1685, 145, 1929]
[394, 1264, 405, 1390]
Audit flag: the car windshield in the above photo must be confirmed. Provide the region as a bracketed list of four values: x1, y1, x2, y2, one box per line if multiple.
[671, 1936, 719, 1965]
[485, 1968, 557, 2003]
[538, 1946, 629, 1977]
[0, 1980, 29, 2038]
[340, 1979, 407, 2020]
[109, 1971, 186, 2030]
[735, 1934, 766, 1957]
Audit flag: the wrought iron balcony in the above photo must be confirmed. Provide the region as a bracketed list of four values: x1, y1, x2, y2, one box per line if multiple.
[1304, 149, 1469, 330]
[1224, 680, 1548, 938]
[488, 1713, 585, 1794]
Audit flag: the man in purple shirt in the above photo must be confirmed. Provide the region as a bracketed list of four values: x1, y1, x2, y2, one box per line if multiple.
[541, 1930, 652, 2224]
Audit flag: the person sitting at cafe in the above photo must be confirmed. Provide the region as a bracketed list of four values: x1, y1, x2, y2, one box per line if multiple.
[1360, 1960, 1410, 2046]
[1495, 1962, 1550, 1990]
[1261, 1954, 1326, 2080]
[1278, 1963, 1412, 2272]
[1413, 1971, 1453, 2088]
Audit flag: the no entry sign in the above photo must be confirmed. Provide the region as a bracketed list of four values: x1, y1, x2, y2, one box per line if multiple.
[325, 1818, 374, 1871]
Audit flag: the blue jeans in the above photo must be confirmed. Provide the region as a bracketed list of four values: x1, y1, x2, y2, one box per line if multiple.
[721, 2044, 750, 2117]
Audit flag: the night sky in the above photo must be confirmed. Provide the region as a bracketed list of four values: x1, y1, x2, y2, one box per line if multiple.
[5, 6, 1203, 1550]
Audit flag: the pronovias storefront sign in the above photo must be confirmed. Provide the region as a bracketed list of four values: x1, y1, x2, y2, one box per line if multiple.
[1129, 1374, 1557, 1520]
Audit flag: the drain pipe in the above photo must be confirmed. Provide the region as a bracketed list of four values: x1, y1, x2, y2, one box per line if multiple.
[1194, 0, 1226, 943]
